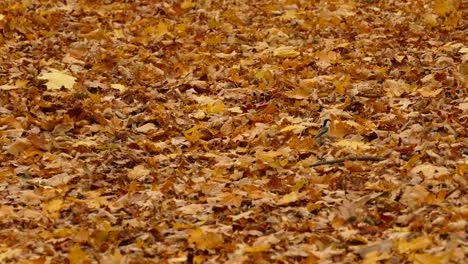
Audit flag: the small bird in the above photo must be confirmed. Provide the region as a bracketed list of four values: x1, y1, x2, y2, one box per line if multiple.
[315, 119, 331, 139]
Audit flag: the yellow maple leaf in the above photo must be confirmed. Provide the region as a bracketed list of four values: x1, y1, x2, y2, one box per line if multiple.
[110, 83, 126, 92]
[432, 0, 454, 16]
[206, 101, 225, 113]
[0, 84, 17, 90]
[192, 109, 206, 119]
[207, 18, 220, 29]
[418, 86, 443, 97]
[244, 244, 270, 253]
[404, 152, 425, 171]
[157, 22, 169, 35]
[256, 150, 282, 162]
[38, 68, 76, 90]
[328, 119, 349, 138]
[273, 46, 300, 58]
[68, 244, 89, 264]
[362, 251, 391, 264]
[172, 222, 193, 230]
[333, 140, 371, 150]
[280, 125, 306, 134]
[291, 179, 308, 192]
[280, 10, 297, 21]
[414, 251, 453, 264]
[228, 106, 243, 113]
[183, 125, 203, 142]
[44, 199, 64, 213]
[205, 34, 223, 45]
[188, 228, 224, 250]
[218, 192, 242, 207]
[135, 123, 158, 133]
[278, 191, 299, 205]
[181, 0, 194, 9]
[0, 248, 22, 262]
[335, 75, 350, 95]
[397, 236, 432, 254]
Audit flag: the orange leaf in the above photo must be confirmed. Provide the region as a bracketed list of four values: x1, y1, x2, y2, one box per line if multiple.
[219, 193, 242, 207]
[335, 75, 350, 95]
[243, 244, 270, 253]
[414, 251, 453, 264]
[273, 46, 300, 58]
[329, 120, 349, 139]
[278, 191, 299, 205]
[291, 179, 308, 192]
[432, 1, 454, 16]
[183, 125, 203, 143]
[68, 244, 90, 264]
[362, 251, 391, 264]
[404, 152, 425, 171]
[188, 229, 224, 250]
[397, 236, 432, 254]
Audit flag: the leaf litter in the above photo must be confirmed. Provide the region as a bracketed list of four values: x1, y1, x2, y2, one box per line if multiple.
[0, 0, 466, 263]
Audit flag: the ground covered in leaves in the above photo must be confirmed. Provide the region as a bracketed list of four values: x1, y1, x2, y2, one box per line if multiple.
[0, 0, 467, 263]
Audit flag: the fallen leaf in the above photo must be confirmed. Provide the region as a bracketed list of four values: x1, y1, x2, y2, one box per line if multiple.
[410, 163, 449, 179]
[333, 140, 371, 150]
[280, 125, 306, 134]
[0, 84, 18, 90]
[135, 123, 158, 133]
[218, 192, 243, 207]
[178, 204, 206, 215]
[400, 185, 430, 207]
[44, 199, 64, 213]
[0, 249, 22, 263]
[418, 86, 443, 97]
[128, 164, 150, 180]
[362, 251, 391, 264]
[397, 235, 432, 254]
[110, 83, 127, 92]
[329, 120, 349, 138]
[228, 106, 243, 113]
[278, 191, 299, 205]
[38, 68, 76, 90]
[413, 252, 452, 264]
[243, 244, 271, 253]
[231, 210, 253, 221]
[335, 75, 350, 95]
[188, 228, 224, 250]
[68, 244, 89, 264]
[273, 46, 300, 58]
[356, 239, 393, 259]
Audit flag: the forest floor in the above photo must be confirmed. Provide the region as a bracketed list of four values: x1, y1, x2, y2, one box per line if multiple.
[0, 0, 467, 263]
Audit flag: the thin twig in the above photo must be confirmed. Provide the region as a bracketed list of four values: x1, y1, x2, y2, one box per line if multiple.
[423, 64, 456, 72]
[310, 156, 386, 167]
[357, 93, 384, 98]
